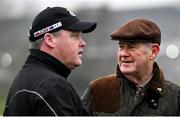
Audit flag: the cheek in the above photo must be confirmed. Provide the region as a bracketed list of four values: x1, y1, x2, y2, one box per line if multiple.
[66, 45, 79, 59]
[117, 51, 121, 63]
[59, 40, 76, 52]
[134, 53, 149, 66]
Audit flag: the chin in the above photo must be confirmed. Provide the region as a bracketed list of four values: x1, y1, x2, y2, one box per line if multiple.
[69, 60, 82, 70]
[70, 64, 81, 70]
[120, 68, 134, 75]
[75, 60, 82, 66]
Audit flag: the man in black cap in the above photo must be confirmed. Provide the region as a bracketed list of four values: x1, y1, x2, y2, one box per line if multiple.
[3, 7, 96, 116]
[82, 18, 180, 115]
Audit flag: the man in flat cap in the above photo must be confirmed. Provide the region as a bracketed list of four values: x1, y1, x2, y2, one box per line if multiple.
[3, 7, 96, 116]
[82, 18, 180, 115]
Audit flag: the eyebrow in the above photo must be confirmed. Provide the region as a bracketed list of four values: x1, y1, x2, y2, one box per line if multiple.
[72, 31, 81, 34]
[119, 42, 136, 45]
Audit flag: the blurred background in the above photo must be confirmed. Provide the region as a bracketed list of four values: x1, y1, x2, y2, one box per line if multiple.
[0, 0, 180, 114]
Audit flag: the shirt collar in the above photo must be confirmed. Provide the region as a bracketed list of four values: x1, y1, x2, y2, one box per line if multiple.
[27, 49, 71, 79]
[136, 73, 153, 88]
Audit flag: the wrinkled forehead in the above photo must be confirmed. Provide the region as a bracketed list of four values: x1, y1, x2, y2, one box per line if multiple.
[118, 41, 153, 49]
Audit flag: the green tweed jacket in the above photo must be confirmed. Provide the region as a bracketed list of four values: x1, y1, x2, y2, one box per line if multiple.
[82, 62, 180, 115]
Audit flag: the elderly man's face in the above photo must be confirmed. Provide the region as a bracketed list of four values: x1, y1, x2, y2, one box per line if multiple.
[117, 42, 154, 75]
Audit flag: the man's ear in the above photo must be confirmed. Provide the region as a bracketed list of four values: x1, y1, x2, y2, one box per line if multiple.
[43, 33, 55, 48]
[150, 43, 160, 60]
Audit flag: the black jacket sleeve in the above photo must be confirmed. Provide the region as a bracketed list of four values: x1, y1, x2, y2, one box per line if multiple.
[32, 77, 88, 116]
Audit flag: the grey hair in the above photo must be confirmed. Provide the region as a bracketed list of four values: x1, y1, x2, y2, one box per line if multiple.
[29, 37, 44, 50]
[144, 42, 153, 53]
[29, 31, 61, 50]
[145, 42, 153, 48]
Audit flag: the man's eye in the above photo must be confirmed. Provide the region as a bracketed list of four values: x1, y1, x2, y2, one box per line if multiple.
[119, 45, 124, 48]
[71, 35, 81, 40]
[71, 34, 79, 37]
[128, 45, 136, 48]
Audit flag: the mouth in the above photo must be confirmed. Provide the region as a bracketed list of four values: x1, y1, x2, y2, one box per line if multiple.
[121, 61, 133, 63]
[78, 51, 83, 57]
[78, 51, 83, 54]
[120, 60, 134, 67]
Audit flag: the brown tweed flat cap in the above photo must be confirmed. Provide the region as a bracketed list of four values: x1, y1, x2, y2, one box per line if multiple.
[111, 18, 161, 45]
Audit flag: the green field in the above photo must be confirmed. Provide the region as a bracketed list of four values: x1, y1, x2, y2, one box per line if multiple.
[0, 96, 5, 115]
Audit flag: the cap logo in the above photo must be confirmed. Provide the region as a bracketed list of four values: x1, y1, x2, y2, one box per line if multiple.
[67, 9, 76, 16]
[34, 21, 62, 37]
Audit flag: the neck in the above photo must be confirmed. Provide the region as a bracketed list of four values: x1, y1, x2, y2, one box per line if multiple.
[125, 66, 153, 87]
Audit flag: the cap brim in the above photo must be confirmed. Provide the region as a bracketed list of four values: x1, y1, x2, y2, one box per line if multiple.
[65, 21, 97, 33]
[111, 38, 154, 43]
[111, 38, 144, 42]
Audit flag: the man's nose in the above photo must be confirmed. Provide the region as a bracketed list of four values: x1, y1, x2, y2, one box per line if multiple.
[119, 47, 130, 57]
[80, 38, 86, 47]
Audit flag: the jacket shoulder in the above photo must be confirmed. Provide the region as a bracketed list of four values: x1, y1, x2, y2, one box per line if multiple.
[89, 74, 120, 92]
[90, 74, 117, 88]
[89, 74, 121, 112]
[164, 80, 180, 94]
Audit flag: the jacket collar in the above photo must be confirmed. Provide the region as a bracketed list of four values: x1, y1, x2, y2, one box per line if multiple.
[146, 62, 164, 96]
[26, 49, 71, 79]
[116, 62, 164, 96]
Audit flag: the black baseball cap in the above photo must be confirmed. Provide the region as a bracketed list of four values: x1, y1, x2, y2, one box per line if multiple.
[29, 7, 97, 42]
